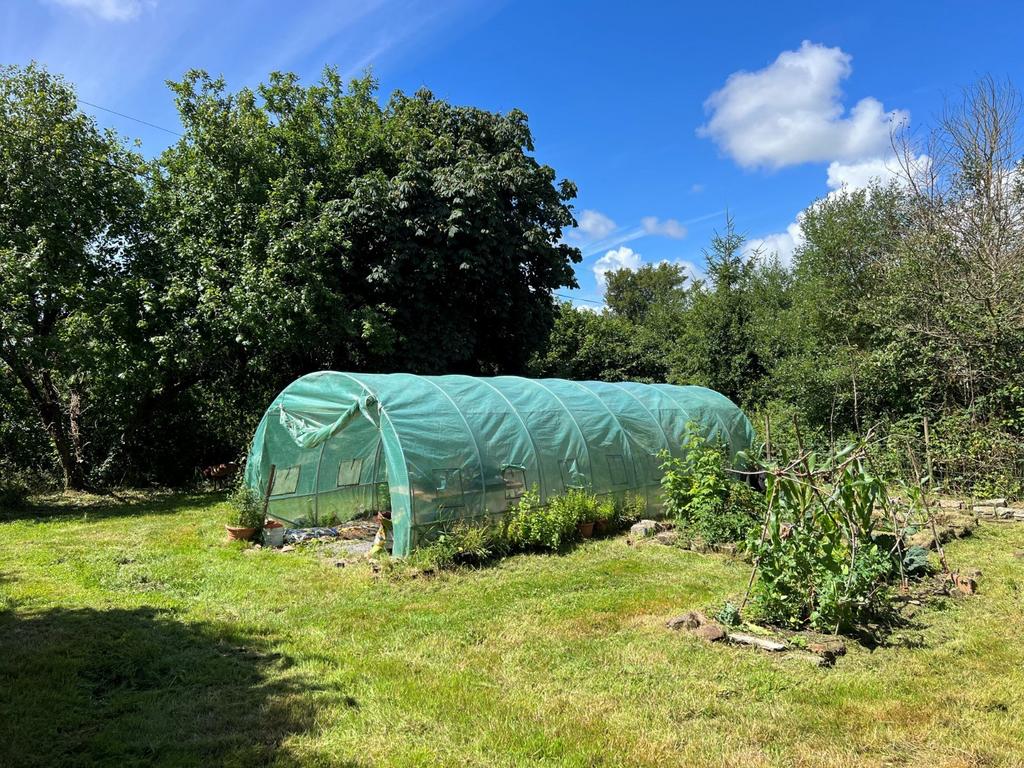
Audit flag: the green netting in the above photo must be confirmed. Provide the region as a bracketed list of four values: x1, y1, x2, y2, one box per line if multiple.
[244, 372, 756, 556]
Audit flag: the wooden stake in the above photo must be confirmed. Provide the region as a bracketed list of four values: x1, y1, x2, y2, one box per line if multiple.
[261, 464, 276, 521]
[923, 416, 933, 487]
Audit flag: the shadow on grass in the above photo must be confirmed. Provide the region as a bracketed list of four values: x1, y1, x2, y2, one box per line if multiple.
[0, 604, 362, 767]
[0, 491, 226, 523]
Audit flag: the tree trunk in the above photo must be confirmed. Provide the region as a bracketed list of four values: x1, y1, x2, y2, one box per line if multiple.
[36, 373, 87, 491]
[0, 352, 87, 490]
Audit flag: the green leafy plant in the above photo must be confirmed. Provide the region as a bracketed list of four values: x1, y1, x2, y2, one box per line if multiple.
[412, 520, 505, 570]
[506, 487, 598, 551]
[0, 463, 31, 511]
[715, 601, 741, 627]
[748, 442, 899, 634]
[659, 428, 763, 546]
[593, 496, 617, 525]
[614, 492, 647, 526]
[229, 482, 265, 530]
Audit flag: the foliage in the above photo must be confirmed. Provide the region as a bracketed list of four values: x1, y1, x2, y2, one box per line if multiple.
[615, 492, 647, 526]
[412, 520, 506, 570]
[715, 601, 741, 627]
[138, 68, 581, 482]
[229, 482, 265, 529]
[593, 495, 618, 524]
[0, 63, 146, 490]
[748, 443, 898, 634]
[0, 462, 31, 510]
[901, 545, 933, 579]
[0, 63, 581, 488]
[659, 429, 762, 546]
[506, 488, 587, 551]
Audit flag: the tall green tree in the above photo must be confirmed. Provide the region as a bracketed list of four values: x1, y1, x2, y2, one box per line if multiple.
[674, 217, 770, 404]
[604, 261, 689, 323]
[144, 69, 581, 457]
[0, 63, 145, 489]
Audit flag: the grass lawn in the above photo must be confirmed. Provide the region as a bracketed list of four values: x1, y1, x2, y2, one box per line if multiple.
[1, 493, 1023, 767]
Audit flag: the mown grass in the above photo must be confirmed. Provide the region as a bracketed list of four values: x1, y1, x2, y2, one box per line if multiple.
[1, 492, 1022, 767]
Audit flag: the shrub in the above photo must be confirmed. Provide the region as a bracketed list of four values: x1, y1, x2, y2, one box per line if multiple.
[506, 487, 598, 551]
[659, 429, 763, 545]
[615, 492, 647, 526]
[0, 465, 30, 510]
[229, 482, 265, 530]
[593, 496, 617, 526]
[413, 519, 505, 570]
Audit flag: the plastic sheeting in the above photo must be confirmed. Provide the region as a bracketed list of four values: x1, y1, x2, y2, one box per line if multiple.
[245, 372, 756, 557]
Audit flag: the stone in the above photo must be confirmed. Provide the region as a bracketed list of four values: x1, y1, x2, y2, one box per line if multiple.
[808, 640, 846, 666]
[1013, 551, 1024, 558]
[936, 499, 965, 510]
[666, 611, 706, 631]
[1014, 510, 1024, 521]
[789, 651, 832, 668]
[993, 506, 1015, 519]
[655, 530, 681, 546]
[907, 530, 935, 550]
[630, 519, 658, 538]
[808, 640, 847, 657]
[975, 497, 1007, 507]
[726, 632, 787, 652]
[692, 624, 726, 642]
[954, 574, 978, 595]
[279, 545, 295, 553]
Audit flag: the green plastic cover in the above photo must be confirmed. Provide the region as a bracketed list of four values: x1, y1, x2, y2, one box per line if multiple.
[245, 372, 755, 556]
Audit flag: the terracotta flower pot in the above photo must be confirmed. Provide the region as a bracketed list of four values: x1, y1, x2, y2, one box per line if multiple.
[594, 519, 611, 535]
[578, 521, 595, 539]
[225, 525, 258, 542]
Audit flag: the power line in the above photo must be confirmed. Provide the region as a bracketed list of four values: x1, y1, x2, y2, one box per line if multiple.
[554, 292, 605, 306]
[78, 98, 183, 137]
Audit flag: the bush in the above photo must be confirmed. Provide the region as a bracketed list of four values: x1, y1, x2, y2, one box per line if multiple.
[0, 461, 37, 511]
[229, 482, 265, 529]
[659, 429, 763, 545]
[613, 492, 646, 527]
[412, 520, 505, 570]
[506, 487, 589, 551]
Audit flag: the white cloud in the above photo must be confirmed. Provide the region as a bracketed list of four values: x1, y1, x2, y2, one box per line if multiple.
[826, 156, 900, 190]
[666, 258, 705, 284]
[641, 216, 687, 239]
[827, 153, 931, 194]
[575, 209, 617, 240]
[47, 0, 149, 21]
[745, 217, 806, 267]
[700, 41, 907, 170]
[593, 246, 643, 287]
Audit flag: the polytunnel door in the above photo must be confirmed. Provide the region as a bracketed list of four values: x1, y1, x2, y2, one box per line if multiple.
[313, 417, 390, 526]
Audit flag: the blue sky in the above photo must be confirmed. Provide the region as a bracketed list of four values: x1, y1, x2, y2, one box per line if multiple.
[5, 0, 1024, 305]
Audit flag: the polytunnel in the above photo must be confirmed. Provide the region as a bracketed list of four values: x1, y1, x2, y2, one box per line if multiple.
[245, 372, 756, 556]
